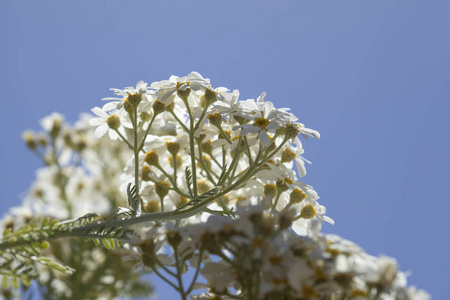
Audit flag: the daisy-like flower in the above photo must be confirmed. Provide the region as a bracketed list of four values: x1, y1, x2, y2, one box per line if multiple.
[233, 100, 289, 147]
[281, 143, 311, 178]
[151, 72, 210, 105]
[89, 103, 124, 140]
[102, 80, 153, 111]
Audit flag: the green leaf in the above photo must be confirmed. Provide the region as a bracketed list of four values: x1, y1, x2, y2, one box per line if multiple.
[37, 257, 75, 275]
[2, 275, 9, 289]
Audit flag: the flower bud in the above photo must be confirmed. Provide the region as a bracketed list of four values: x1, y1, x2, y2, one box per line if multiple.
[201, 140, 213, 155]
[106, 115, 121, 130]
[177, 87, 191, 101]
[152, 100, 165, 116]
[285, 123, 300, 139]
[140, 110, 153, 122]
[167, 231, 182, 249]
[207, 112, 222, 128]
[281, 148, 296, 163]
[289, 188, 306, 204]
[124, 99, 133, 114]
[141, 165, 152, 181]
[264, 184, 277, 199]
[22, 131, 37, 150]
[144, 151, 160, 167]
[50, 117, 62, 139]
[144, 201, 160, 213]
[204, 88, 217, 106]
[197, 180, 212, 194]
[140, 239, 156, 267]
[127, 93, 142, 107]
[169, 155, 183, 169]
[166, 142, 180, 156]
[276, 178, 289, 194]
[155, 181, 170, 199]
[300, 204, 316, 219]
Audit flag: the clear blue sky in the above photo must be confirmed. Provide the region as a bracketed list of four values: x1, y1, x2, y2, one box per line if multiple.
[1, 1, 449, 298]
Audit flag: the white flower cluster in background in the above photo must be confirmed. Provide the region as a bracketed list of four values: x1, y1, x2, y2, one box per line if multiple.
[0, 72, 429, 299]
[137, 207, 430, 299]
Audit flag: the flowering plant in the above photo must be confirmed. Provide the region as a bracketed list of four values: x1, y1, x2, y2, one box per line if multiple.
[0, 73, 429, 299]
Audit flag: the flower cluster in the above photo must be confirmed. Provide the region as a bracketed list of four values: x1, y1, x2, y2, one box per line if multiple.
[136, 207, 429, 299]
[91, 72, 331, 235]
[0, 72, 429, 300]
[1, 113, 152, 299]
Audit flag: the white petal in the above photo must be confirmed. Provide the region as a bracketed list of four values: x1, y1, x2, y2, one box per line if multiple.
[259, 131, 270, 147]
[295, 158, 306, 178]
[324, 216, 335, 225]
[91, 107, 108, 118]
[94, 124, 108, 138]
[108, 129, 119, 140]
[256, 92, 266, 103]
[241, 126, 259, 136]
[89, 118, 104, 126]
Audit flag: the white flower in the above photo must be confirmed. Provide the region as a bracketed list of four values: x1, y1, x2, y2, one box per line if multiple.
[102, 80, 153, 110]
[151, 72, 210, 105]
[89, 103, 123, 139]
[233, 100, 288, 147]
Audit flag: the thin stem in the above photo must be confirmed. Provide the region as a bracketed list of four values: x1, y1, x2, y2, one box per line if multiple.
[137, 114, 157, 152]
[132, 107, 143, 212]
[114, 129, 134, 150]
[185, 106, 198, 197]
[50, 136, 73, 218]
[271, 192, 282, 212]
[186, 249, 204, 294]
[218, 147, 243, 187]
[170, 110, 189, 133]
[243, 136, 253, 165]
[217, 125, 233, 145]
[196, 142, 218, 184]
[174, 247, 187, 300]
[149, 264, 180, 291]
[156, 165, 191, 199]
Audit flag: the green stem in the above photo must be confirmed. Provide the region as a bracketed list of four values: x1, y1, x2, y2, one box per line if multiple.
[132, 107, 143, 212]
[186, 249, 204, 295]
[170, 110, 189, 133]
[114, 129, 134, 150]
[186, 107, 198, 197]
[137, 114, 157, 152]
[174, 247, 187, 300]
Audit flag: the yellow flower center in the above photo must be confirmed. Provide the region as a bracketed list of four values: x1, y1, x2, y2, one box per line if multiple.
[300, 204, 316, 219]
[253, 117, 270, 129]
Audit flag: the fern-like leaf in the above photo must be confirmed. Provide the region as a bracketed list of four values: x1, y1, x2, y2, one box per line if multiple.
[185, 167, 193, 197]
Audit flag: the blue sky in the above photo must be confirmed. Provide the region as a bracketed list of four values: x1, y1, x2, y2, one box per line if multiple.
[1, 0, 449, 298]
